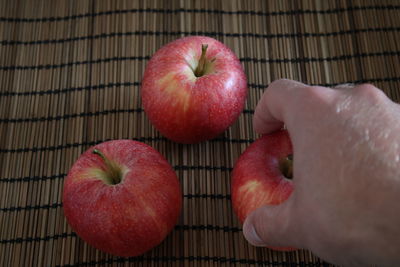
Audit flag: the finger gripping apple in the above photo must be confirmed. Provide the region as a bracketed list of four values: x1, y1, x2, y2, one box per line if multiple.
[231, 130, 296, 251]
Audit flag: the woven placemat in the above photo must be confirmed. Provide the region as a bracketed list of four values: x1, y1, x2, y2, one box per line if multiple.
[1, 0, 399, 266]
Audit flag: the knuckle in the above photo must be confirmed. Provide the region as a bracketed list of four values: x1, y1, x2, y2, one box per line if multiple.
[302, 85, 334, 105]
[352, 84, 387, 103]
[305, 85, 324, 94]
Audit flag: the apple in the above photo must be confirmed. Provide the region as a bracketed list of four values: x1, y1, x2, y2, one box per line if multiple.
[231, 130, 295, 251]
[63, 140, 182, 257]
[141, 36, 248, 144]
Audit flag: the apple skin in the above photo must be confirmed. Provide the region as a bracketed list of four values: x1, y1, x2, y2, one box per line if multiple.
[141, 36, 248, 144]
[63, 140, 182, 257]
[231, 130, 295, 251]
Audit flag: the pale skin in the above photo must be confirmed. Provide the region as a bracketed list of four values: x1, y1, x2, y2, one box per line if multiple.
[243, 79, 400, 267]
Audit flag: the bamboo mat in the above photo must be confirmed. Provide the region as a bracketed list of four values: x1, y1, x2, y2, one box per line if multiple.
[0, 0, 399, 266]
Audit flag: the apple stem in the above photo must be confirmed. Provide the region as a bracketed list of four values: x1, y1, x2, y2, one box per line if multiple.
[279, 154, 293, 179]
[194, 44, 208, 77]
[93, 149, 122, 185]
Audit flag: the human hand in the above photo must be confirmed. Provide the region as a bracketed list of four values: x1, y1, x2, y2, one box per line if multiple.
[243, 79, 400, 266]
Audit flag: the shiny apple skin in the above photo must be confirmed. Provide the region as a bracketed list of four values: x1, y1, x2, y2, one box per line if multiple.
[141, 36, 248, 144]
[63, 140, 182, 257]
[231, 130, 295, 251]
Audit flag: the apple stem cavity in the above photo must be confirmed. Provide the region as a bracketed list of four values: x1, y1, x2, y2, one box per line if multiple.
[279, 154, 293, 179]
[194, 44, 209, 77]
[93, 149, 123, 185]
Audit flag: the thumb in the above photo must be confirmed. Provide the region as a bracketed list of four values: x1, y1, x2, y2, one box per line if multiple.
[242, 198, 299, 249]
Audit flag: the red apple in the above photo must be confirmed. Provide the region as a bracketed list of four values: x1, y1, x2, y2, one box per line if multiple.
[63, 140, 182, 257]
[231, 130, 295, 251]
[141, 36, 248, 144]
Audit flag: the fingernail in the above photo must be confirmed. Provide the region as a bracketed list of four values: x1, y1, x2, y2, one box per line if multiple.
[243, 220, 265, 246]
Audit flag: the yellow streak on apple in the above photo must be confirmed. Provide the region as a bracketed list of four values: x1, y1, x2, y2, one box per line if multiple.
[237, 180, 274, 217]
[136, 193, 168, 239]
[122, 174, 168, 241]
[239, 180, 261, 193]
[157, 72, 192, 113]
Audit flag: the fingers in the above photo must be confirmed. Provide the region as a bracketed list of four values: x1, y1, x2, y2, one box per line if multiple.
[253, 79, 310, 134]
[253, 79, 337, 135]
[243, 198, 301, 248]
